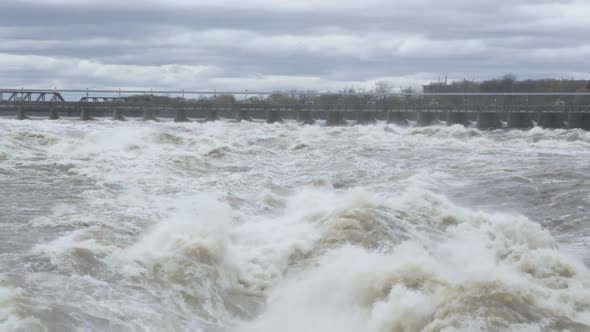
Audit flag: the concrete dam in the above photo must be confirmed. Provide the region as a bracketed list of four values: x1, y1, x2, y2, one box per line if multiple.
[1, 89, 590, 129]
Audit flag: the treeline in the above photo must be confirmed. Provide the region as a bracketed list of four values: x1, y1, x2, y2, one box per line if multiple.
[130, 76, 590, 106]
[423, 75, 590, 106]
[208, 76, 590, 106]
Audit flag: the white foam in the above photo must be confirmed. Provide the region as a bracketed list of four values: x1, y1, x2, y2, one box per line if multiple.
[2, 120, 590, 331]
[0, 284, 43, 332]
[235, 187, 590, 331]
[110, 193, 235, 278]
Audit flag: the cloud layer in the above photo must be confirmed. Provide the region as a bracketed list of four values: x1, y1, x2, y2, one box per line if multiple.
[1, 0, 589, 91]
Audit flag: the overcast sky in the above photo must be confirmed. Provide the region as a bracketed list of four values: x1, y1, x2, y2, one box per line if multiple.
[1, 0, 589, 92]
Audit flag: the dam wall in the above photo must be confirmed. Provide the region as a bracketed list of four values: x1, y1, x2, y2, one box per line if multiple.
[2, 101, 590, 130]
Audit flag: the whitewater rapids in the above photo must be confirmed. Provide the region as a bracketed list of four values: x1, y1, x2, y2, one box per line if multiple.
[1, 118, 590, 332]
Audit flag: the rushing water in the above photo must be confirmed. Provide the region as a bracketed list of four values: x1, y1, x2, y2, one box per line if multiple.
[1, 117, 590, 332]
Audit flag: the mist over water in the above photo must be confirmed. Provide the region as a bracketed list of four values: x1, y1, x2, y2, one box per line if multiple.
[1, 117, 590, 331]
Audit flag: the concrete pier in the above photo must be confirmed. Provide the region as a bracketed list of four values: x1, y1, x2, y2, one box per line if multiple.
[80, 106, 93, 121]
[446, 112, 470, 126]
[386, 112, 408, 126]
[206, 110, 218, 122]
[567, 113, 590, 129]
[537, 113, 564, 129]
[326, 111, 346, 126]
[266, 110, 283, 124]
[356, 111, 376, 125]
[112, 108, 126, 121]
[297, 111, 314, 124]
[174, 108, 190, 122]
[143, 107, 158, 121]
[16, 105, 28, 120]
[477, 112, 501, 129]
[417, 112, 436, 126]
[507, 113, 532, 129]
[49, 105, 60, 120]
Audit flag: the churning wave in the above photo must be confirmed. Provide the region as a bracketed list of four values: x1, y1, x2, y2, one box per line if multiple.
[0, 118, 589, 331]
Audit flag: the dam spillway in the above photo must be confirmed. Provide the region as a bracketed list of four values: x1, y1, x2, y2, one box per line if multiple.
[3, 102, 590, 129]
[1, 89, 590, 129]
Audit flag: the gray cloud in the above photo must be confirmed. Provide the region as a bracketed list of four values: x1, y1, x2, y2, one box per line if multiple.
[0, 0, 589, 91]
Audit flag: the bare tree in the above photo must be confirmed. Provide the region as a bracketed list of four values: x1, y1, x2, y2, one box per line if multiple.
[373, 80, 394, 97]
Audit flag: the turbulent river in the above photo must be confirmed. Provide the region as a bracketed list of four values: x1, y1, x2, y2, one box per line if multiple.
[1, 118, 590, 332]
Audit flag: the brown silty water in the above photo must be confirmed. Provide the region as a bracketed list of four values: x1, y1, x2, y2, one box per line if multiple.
[0, 118, 589, 331]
